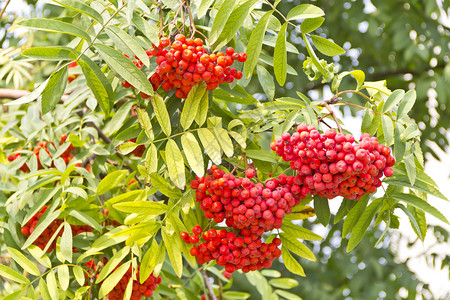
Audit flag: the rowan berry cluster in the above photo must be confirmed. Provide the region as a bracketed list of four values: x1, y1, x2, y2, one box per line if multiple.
[182, 226, 282, 274]
[184, 165, 302, 274]
[190, 165, 303, 235]
[121, 35, 247, 99]
[107, 266, 161, 300]
[21, 206, 92, 252]
[7, 134, 76, 172]
[271, 124, 395, 200]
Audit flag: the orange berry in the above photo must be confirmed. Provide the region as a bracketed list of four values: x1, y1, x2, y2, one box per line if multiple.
[226, 47, 234, 56]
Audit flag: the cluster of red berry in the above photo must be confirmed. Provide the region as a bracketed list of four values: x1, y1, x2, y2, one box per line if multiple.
[21, 206, 92, 252]
[271, 124, 395, 200]
[121, 35, 247, 99]
[190, 166, 303, 236]
[7, 134, 77, 172]
[108, 266, 161, 300]
[184, 165, 303, 274]
[182, 226, 282, 274]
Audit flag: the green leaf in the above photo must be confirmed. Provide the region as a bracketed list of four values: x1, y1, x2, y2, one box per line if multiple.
[280, 234, 316, 261]
[139, 240, 157, 283]
[162, 227, 183, 277]
[281, 246, 305, 277]
[60, 223, 73, 263]
[132, 14, 159, 46]
[198, 0, 216, 18]
[16, 18, 91, 42]
[151, 93, 171, 136]
[198, 128, 222, 165]
[115, 142, 138, 155]
[281, 221, 323, 241]
[261, 270, 281, 278]
[385, 166, 447, 200]
[149, 173, 182, 198]
[302, 33, 327, 75]
[404, 153, 416, 186]
[407, 204, 427, 241]
[58, 264, 70, 290]
[4, 78, 49, 106]
[397, 90, 416, 120]
[46, 271, 59, 299]
[396, 204, 424, 241]
[274, 22, 288, 86]
[7, 247, 40, 276]
[23, 210, 59, 249]
[97, 170, 128, 195]
[347, 198, 383, 252]
[394, 123, 406, 162]
[181, 82, 206, 130]
[137, 108, 154, 141]
[314, 196, 330, 226]
[21, 46, 77, 60]
[113, 201, 168, 216]
[310, 35, 346, 56]
[244, 10, 273, 78]
[181, 133, 205, 177]
[96, 247, 130, 283]
[334, 198, 355, 224]
[79, 54, 115, 115]
[98, 261, 131, 298]
[52, 0, 103, 23]
[214, 128, 234, 157]
[246, 149, 277, 163]
[209, 0, 239, 44]
[286, 4, 325, 20]
[381, 115, 394, 146]
[275, 290, 303, 300]
[0, 265, 30, 284]
[300, 17, 324, 34]
[68, 210, 103, 232]
[383, 89, 405, 113]
[94, 43, 153, 96]
[105, 25, 149, 67]
[390, 193, 449, 224]
[39, 278, 52, 300]
[73, 265, 85, 286]
[41, 66, 68, 114]
[166, 139, 186, 189]
[28, 245, 51, 269]
[342, 194, 370, 237]
[212, 0, 260, 50]
[269, 278, 299, 289]
[195, 90, 209, 126]
[257, 65, 275, 101]
[223, 291, 251, 300]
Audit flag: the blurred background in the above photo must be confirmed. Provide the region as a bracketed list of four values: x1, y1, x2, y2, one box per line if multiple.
[1, 0, 449, 299]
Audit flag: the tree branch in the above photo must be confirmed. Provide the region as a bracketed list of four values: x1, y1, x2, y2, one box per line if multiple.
[0, 0, 12, 19]
[201, 270, 217, 300]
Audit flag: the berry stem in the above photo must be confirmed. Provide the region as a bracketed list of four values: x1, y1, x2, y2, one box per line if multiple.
[336, 90, 375, 105]
[323, 102, 343, 134]
[231, 155, 244, 174]
[201, 270, 217, 300]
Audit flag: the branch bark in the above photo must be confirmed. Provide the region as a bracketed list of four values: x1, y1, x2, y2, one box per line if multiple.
[201, 270, 217, 300]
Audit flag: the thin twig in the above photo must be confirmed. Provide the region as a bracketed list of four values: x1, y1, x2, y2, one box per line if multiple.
[0, 0, 12, 19]
[201, 270, 217, 300]
[339, 101, 383, 115]
[318, 112, 332, 122]
[86, 122, 111, 144]
[231, 155, 244, 173]
[322, 102, 343, 133]
[336, 90, 374, 104]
